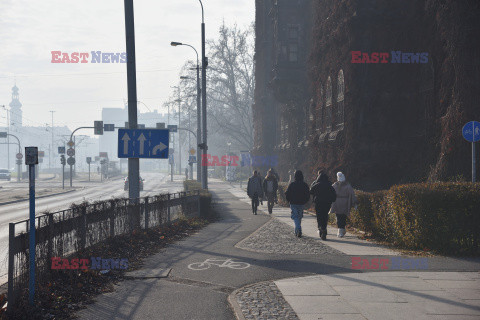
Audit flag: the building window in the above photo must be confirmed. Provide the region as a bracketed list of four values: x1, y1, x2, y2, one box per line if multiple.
[316, 85, 323, 133]
[336, 69, 345, 130]
[326, 77, 332, 132]
[289, 44, 298, 62]
[288, 25, 299, 41]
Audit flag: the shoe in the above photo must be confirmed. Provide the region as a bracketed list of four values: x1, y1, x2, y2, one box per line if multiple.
[298, 231, 302, 238]
[321, 229, 327, 240]
[295, 229, 299, 237]
[337, 228, 341, 237]
[338, 228, 345, 238]
[317, 229, 321, 237]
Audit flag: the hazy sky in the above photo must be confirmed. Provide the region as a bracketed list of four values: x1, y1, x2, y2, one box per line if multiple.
[0, 0, 255, 134]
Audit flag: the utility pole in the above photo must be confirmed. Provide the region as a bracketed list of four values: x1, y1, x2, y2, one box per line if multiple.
[50, 111, 55, 169]
[124, 0, 140, 201]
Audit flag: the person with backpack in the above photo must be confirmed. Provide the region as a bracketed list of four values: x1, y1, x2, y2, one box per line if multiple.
[329, 172, 357, 237]
[247, 170, 263, 215]
[285, 170, 310, 237]
[263, 169, 278, 214]
[310, 171, 337, 240]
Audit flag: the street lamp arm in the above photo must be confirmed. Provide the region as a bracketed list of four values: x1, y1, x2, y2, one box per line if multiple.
[183, 44, 199, 65]
[6, 133, 21, 152]
[198, 0, 204, 23]
[137, 100, 152, 112]
[178, 127, 196, 138]
[70, 126, 94, 142]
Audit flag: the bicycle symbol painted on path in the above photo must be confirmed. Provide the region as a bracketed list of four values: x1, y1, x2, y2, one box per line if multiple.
[188, 258, 251, 271]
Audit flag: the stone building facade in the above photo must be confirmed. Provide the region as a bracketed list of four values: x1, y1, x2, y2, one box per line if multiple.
[253, 0, 480, 190]
[253, 0, 314, 181]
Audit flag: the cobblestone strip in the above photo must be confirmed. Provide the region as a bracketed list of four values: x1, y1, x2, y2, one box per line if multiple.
[230, 281, 299, 320]
[236, 218, 344, 255]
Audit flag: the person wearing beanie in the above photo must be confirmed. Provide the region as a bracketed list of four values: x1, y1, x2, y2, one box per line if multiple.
[310, 171, 337, 240]
[285, 170, 310, 238]
[329, 172, 357, 237]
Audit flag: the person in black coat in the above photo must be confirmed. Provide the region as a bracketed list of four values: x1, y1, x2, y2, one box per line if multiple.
[310, 171, 337, 240]
[263, 169, 278, 214]
[285, 170, 310, 238]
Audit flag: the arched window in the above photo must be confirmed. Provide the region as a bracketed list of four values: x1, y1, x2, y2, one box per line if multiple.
[336, 69, 345, 130]
[325, 76, 332, 132]
[316, 85, 323, 133]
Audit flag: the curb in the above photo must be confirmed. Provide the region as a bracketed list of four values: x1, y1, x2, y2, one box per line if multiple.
[228, 287, 247, 320]
[0, 189, 77, 206]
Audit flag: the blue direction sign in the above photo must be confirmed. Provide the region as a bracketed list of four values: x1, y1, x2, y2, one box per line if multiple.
[462, 121, 480, 143]
[118, 129, 169, 158]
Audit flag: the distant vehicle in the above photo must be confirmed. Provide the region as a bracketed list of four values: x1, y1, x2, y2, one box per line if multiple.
[124, 176, 144, 191]
[0, 169, 11, 181]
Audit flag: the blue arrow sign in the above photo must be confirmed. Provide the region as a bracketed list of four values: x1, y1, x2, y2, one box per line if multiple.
[118, 129, 169, 158]
[462, 121, 480, 143]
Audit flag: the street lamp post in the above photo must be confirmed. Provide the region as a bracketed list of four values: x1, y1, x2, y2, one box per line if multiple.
[198, 0, 208, 190]
[171, 42, 201, 182]
[2, 106, 10, 171]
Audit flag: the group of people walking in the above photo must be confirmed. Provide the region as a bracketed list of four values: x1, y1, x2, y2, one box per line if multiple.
[247, 168, 357, 240]
[246, 169, 279, 215]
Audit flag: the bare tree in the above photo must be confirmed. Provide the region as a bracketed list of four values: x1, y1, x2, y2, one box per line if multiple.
[165, 23, 255, 154]
[206, 23, 255, 150]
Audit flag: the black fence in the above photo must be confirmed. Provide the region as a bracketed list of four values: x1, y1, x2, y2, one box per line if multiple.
[7, 190, 200, 310]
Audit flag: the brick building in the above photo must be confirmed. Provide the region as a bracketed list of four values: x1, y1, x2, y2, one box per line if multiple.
[253, 0, 480, 190]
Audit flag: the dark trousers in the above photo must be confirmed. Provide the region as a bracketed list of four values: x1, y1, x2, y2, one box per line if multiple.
[251, 194, 259, 212]
[315, 202, 331, 230]
[336, 214, 347, 229]
[266, 192, 275, 213]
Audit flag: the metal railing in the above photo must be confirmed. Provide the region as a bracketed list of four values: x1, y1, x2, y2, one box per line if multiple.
[7, 190, 200, 310]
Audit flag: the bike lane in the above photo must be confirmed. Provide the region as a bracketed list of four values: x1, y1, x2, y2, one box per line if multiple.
[76, 180, 350, 320]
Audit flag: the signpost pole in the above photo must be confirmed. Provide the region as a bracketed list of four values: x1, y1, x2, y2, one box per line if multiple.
[473, 142, 476, 183]
[463, 121, 479, 183]
[62, 163, 65, 189]
[89, 163, 91, 182]
[28, 163, 35, 306]
[25, 146, 38, 307]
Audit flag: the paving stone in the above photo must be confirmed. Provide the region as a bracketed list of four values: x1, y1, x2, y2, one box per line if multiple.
[236, 218, 345, 255]
[235, 281, 299, 319]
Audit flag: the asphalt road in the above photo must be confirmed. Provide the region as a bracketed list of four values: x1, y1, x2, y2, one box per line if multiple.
[77, 181, 352, 320]
[0, 172, 183, 286]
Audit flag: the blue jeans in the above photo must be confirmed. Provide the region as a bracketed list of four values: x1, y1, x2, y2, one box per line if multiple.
[290, 204, 304, 233]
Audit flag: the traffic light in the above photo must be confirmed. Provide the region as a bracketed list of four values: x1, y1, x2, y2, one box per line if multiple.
[94, 121, 104, 135]
[60, 155, 66, 165]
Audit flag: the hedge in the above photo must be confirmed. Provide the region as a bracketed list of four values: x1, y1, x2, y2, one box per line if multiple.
[350, 182, 480, 255]
[278, 181, 480, 255]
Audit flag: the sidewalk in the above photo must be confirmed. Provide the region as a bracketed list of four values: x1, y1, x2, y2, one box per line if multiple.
[226, 184, 480, 320]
